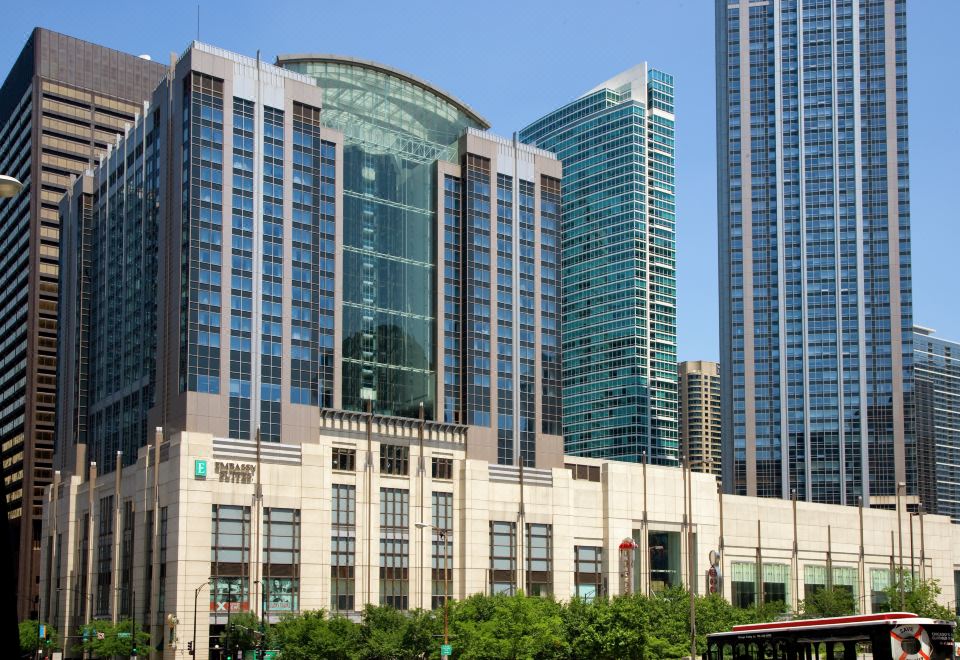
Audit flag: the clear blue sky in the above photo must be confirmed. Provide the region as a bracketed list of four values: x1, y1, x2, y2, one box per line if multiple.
[4, 0, 958, 360]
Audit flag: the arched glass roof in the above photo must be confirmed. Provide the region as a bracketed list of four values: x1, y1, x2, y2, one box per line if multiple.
[276, 54, 488, 153]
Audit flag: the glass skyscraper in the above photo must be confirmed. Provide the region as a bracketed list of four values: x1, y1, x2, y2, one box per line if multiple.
[519, 64, 678, 464]
[716, 0, 914, 504]
[913, 326, 960, 523]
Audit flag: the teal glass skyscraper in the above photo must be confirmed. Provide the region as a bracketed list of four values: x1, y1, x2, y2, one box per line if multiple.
[717, 0, 915, 504]
[520, 64, 678, 464]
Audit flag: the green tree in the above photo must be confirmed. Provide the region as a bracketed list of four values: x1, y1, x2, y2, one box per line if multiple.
[881, 574, 960, 638]
[359, 604, 440, 659]
[563, 595, 647, 660]
[220, 611, 263, 656]
[19, 619, 59, 656]
[75, 619, 149, 658]
[451, 592, 568, 659]
[267, 610, 361, 660]
[796, 586, 857, 619]
[695, 593, 752, 653]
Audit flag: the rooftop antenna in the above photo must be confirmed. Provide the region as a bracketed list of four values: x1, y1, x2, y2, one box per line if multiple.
[196, 3, 200, 42]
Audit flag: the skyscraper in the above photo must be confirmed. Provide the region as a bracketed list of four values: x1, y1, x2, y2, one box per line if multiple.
[913, 326, 960, 523]
[0, 28, 164, 618]
[519, 64, 678, 464]
[679, 361, 722, 477]
[716, 0, 914, 504]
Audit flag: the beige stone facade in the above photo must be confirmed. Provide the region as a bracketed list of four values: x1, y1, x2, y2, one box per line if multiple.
[40, 411, 960, 659]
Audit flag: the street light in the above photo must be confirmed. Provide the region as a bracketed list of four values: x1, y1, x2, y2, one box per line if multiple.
[415, 521, 451, 660]
[192, 579, 211, 657]
[0, 174, 23, 197]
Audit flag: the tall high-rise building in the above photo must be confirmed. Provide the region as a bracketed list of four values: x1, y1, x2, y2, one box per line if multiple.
[679, 361, 722, 477]
[56, 43, 564, 495]
[0, 28, 164, 617]
[913, 326, 960, 523]
[519, 64, 678, 464]
[716, 0, 915, 505]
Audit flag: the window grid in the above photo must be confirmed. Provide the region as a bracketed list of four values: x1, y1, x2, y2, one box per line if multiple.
[260, 105, 284, 442]
[489, 521, 516, 595]
[379, 488, 409, 609]
[330, 484, 356, 611]
[525, 523, 553, 597]
[263, 507, 300, 614]
[431, 492, 453, 609]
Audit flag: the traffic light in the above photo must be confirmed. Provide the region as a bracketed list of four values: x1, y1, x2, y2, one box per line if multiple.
[188, 641, 194, 655]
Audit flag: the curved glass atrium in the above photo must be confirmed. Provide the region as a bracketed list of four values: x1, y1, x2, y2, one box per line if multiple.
[278, 56, 487, 417]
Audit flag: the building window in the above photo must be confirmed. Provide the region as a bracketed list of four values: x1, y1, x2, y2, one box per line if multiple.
[525, 524, 553, 597]
[263, 508, 300, 615]
[431, 492, 453, 609]
[574, 546, 603, 602]
[871, 568, 892, 613]
[380, 444, 409, 475]
[763, 564, 790, 606]
[331, 485, 356, 611]
[211, 505, 251, 615]
[332, 447, 356, 472]
[833, 566, 858, 609]
[954, 571, 960, 615]
[649, 531, 681, 592]
[732, 562, 757, 608]
[566, 463, 601, 482]
[95, 496, 113, 617]
[803, 564, 826, 601]
[489, 521, 516, 595]
[431, 457, 453, 480]
[379, 488, 409, 609]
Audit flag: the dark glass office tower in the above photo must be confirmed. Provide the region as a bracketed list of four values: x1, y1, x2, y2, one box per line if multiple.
[716, 0, 914, 505]
[0, 28, 163, 617]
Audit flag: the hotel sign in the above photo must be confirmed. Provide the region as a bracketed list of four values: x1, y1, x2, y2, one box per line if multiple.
[215, 461, 256, 484]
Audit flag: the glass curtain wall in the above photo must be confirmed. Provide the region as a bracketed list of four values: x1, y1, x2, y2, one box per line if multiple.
[280, 59, 485, 417]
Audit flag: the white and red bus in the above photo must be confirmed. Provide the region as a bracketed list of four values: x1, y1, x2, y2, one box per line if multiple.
[706, 612, 956, 660]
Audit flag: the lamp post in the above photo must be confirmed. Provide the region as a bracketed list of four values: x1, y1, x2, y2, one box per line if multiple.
[416, 522, 450, 660]
[192, 580, 210, 657]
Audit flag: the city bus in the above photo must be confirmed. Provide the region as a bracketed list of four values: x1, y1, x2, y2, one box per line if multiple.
[705, 612, 956, 660]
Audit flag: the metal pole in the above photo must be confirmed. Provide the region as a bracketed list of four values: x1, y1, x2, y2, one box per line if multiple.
[112, 450, 123, 625]
[909, 512, 915, 584]
[687, 457, 696, 660]
[366, 398, 373, 608]
[443, 528, 450, 660]
[192, 581, 207, 658]
[418, 402, 425, 608]
[717, 480, 724, 600]
[642, 451, 648, 595]
[918, 505, 926, 582]
[792, 490, 799, 612]
[896, 481, 905, 609]
[858, 496, 865, 613]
